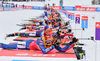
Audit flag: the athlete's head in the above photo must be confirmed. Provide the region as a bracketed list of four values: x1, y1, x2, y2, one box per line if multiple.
[44, 29, 54, 46]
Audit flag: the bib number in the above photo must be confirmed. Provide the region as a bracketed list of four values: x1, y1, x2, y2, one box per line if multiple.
[29, 32, 36, 36]
[40, 26, 44, 30]
[36, 23, 40, 25]
[17, 42, 26, 48]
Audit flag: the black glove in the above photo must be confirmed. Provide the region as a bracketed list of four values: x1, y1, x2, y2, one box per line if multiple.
[67, 29, 72, 33]
[69, 37, 78, 45]
[53, 41, 59, 48]
[19, 27, 26, 31]
[72, 37, 78, 43]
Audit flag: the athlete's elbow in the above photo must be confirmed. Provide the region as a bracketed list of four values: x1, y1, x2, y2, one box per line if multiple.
[43, 51, 48, 54]
[42, 49, 49, 54]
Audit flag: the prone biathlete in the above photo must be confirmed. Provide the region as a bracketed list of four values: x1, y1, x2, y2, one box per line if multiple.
[5, 27, 56, 39]
[17, 18, 46, 27]
[19, 25, 49, 31]
[17, 22, 41, 27]
[6, 30, 44, 39]
[19, 23, 50, 31]
[0, 29, 78, 54]
[0, 29, 55, 54]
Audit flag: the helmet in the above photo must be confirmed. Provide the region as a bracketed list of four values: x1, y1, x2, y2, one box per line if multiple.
[44, 30, 54, 38]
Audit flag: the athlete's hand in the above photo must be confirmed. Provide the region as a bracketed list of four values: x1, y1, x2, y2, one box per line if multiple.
[54, 41, 59, 48]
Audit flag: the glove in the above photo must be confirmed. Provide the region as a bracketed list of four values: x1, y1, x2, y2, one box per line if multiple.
[69, 37, 78, 45]
[72, 37, 78, 43]
[54, 42, 59, 48]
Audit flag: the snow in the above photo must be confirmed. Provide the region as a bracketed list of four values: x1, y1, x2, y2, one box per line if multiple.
[0, 10, 43, 43]
[0, 8, 100, 61]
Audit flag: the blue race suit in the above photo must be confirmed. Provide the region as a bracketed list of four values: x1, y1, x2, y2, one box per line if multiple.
[31, 25, 49, 30]
[18, 31, 44, 37]
[55, 44, 75, 52]
[0, 38, 55, 54]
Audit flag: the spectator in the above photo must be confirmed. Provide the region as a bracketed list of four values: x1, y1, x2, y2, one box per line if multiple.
[60, 0, 63, 6]
[13, 5, 15, 8]
[8, 5, 10, 8]
[52, 3, 55, 6]
[1, 4, 4, 7]
[22, 4, 24, 9]
[16, 4, 17, 8]
[5, 5, 8, 8]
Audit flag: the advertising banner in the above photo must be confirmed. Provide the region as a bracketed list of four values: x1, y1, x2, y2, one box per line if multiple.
[62, 6, 75, 11]
[0, 7, 3, 11]
[96, 7, 100, 12]
[19, 5, 23, 9]
[4, 7, 10, 11]
[95, 22, 100, 40]
[10, 8, 16, 11]
[33, 6, 43, 10]
[15, 8, 19, 11]
[75, 5, 96, 11]
[24, 6, 33, 9]
[51, 6, 61, 10]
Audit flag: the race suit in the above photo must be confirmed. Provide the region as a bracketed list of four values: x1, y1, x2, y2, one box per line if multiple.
[0, 38, 55, 54]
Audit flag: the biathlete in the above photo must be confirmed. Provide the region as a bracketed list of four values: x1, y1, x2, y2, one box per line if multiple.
[5, 30, 44, 38]
[19, 22, 50, 31]
[0, 29, 78, 54]
[1, 29, 55, 54]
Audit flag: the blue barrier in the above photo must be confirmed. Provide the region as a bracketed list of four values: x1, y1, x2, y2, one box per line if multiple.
[4, 7, 10, 11]
[62, 6, 75, 11]
[32, 6, 43, 10]
[96, 7, 100, 12]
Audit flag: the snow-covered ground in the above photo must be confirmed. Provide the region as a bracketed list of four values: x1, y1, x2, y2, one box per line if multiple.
[0, 9, 100, 61]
